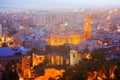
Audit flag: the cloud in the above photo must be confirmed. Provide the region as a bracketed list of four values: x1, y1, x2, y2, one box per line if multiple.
[0, 0, 119, 8]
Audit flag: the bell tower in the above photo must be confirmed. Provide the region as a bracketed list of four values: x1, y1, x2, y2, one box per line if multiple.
[84, 13, 92, 39]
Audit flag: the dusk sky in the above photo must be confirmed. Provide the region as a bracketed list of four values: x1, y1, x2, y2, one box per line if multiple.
[0, 0, 120, 9]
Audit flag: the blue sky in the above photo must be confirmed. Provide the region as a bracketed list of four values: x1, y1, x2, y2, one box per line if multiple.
[0, 0, 120, 9]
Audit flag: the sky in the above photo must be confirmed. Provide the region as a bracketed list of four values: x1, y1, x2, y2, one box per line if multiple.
[0, 0, 120, 9]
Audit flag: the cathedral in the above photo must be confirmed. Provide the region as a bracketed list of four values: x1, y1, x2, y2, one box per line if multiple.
[48, 13, 92, 46]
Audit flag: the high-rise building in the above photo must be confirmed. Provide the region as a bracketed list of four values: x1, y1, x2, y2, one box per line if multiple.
[0, 24, 2, 37]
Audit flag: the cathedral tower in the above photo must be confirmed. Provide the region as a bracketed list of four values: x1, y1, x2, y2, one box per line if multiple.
[84, 13, 92, 39]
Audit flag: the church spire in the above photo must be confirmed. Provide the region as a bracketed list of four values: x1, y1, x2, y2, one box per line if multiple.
[84, 13, 92, 39]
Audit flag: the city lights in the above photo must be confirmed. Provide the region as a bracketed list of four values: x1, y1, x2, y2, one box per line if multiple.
[0, 0, 120, 80]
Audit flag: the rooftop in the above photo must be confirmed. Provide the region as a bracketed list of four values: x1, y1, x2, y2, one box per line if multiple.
[0, 46, 29, 57]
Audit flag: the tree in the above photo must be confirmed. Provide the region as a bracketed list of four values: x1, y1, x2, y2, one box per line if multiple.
[69, 72, 87, 80]
[2, 42, 8, 47]
[27, 48, 40, 55]
[114, 67, 120, 80]
[45, 45, 52, 54]
[91, 49, 106, 70]
[2, 64, 19, 80]
[34, 63, 46, 77]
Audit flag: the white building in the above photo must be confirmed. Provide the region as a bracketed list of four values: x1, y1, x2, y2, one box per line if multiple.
[70, 50, 81, 66]
[0, 24, 2, 37]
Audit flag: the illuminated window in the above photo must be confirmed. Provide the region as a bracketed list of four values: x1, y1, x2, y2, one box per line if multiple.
[104, 43, 107, 45]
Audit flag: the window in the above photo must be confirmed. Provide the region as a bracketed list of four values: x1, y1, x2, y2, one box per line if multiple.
[73, 54, 75, 57]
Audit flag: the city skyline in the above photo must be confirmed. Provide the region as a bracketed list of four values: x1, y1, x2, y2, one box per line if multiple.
[0, 4, 120, 80]
[0, 0, 120, 9]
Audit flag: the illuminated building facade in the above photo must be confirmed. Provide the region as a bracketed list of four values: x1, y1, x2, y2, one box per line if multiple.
[35, 68, 65, 80]
[22, 56, 31, 79]
[21, 54, 45, 79]
[49, 14, 92, 46]
[32, 53, 45, 67]
[84, 13, 92, 39]
[70, 50, 81, 66]
[49, 33, 83, 45]
[0, 36, 15, 47]
[46, 54, 69, 65]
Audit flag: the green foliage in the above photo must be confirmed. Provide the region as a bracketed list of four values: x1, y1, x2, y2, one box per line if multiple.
[91, 49, 105, 61]
[2, 64, 19, 80]
[60, 48, 120, 80]
[69, 71, 87, 80]
[2, 42, 8, 47]
[33, 63, 46, 77]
